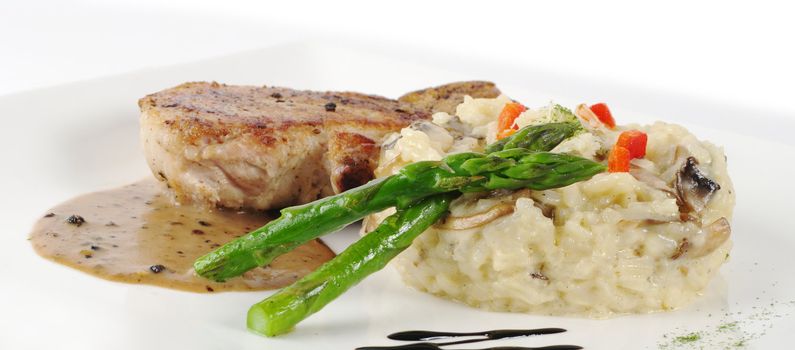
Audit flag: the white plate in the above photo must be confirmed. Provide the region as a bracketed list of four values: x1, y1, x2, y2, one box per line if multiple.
[1, 41, 794, 350]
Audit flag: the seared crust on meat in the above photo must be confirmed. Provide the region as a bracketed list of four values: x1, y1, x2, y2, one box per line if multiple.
[139, 81, 500, 210]
[139, 81, 421, 144]
[398, 81, 501, 115]
[326, 132, 379, 193]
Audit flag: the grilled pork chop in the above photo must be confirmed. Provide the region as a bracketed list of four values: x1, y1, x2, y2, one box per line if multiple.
[139, 81, 500, 210]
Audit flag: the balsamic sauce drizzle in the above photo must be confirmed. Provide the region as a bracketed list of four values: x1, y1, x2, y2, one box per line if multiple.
[356, 328, 582, 350]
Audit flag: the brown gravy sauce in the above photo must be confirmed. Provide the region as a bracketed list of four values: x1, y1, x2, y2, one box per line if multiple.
[29, 179, 335, 293]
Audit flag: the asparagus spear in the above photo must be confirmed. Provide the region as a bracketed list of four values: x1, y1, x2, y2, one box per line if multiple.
[485, 121, 581, 153]
[194, 122, 593, 281]
[241, 121, 601, 336]
[247, 193, 456, 337]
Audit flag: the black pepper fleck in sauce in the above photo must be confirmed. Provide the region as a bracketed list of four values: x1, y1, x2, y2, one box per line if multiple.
[28, 179, 336, 293]
[358, 328, 581, 350]
[66, 215, 85, 227]
[324, 102, 337, 112]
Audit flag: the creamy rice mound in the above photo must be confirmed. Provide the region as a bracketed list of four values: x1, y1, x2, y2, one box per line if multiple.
[364, 95, 735, 317]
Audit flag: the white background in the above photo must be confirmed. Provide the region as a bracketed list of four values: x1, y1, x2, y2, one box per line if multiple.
[1, 0, 794, 117]
[2, 2, 795, 349]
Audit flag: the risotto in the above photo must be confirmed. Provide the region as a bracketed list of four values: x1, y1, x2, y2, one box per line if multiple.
[363, 95, 735, 317]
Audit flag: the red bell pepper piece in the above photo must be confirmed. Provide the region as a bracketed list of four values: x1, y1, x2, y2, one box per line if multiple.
[589, 103, 616, 129]
[616, 130, 648, 159]
[608, 146, 631, 173]
[496, 102, 527, 140]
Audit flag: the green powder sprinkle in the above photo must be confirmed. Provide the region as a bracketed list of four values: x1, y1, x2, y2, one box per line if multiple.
[657, 295, 795, 349]
[674, 332, 701, 343]
[718, 321, 738, 331]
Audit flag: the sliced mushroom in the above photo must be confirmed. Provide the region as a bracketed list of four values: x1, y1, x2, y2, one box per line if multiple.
[434, 203, 516, 230]
[675, 156, 721, 214]
[483, 188, 526, 200]
[533, 201, 556, 220]
[408, 120, 454, 150]
[434, 189, 534, 230]
[441, 115, 473, 137]
[688, 217, 731, 258]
